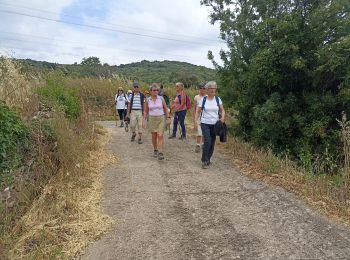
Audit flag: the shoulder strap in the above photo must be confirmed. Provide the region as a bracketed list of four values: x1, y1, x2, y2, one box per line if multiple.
[201, 96, 207, 110]
[200, 96, 207, 119]
[215, 96, 220, 107]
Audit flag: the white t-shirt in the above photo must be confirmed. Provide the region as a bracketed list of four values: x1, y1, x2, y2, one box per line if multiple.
[194, 94, 206, 121]
[115, 94, 128, 110]
[198, 96, 223, 125]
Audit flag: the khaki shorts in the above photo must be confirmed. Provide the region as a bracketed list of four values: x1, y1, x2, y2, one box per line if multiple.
[130, 110, 143, 134]
[148, 115, 165, 134]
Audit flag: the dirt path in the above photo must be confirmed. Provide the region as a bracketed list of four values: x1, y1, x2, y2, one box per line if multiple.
[83, 121, 350, 259]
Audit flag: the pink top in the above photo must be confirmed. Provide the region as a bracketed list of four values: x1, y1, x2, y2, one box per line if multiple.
[148, 96, 164, 116]
[174, 91, 186, 111]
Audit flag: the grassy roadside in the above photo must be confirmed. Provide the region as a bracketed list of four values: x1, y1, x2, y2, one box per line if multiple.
[217, 138, 350, 226]
[0, 58, 122, 259]
[7, 123, 115, 259]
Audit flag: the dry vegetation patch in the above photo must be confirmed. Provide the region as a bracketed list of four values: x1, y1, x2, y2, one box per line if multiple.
[217, 139, 350, 226]
[7, 124, 116, 259]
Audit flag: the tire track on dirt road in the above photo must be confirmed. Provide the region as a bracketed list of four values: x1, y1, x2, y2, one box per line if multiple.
[83, 121, 350, 259]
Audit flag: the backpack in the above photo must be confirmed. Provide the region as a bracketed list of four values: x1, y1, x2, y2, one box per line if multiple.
[163, 94, 170, 107]
[178, 94, 191, 110]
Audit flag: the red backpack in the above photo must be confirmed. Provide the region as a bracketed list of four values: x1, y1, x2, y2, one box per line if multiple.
[178, 94, 191, 110]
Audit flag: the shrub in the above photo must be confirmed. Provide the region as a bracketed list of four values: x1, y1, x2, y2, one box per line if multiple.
[0, 104, 29, 186]
[38, 74, 81, 119]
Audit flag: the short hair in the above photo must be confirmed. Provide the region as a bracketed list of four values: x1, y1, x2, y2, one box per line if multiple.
[205, 81, 217, 89]
[175, 82, 184, 88]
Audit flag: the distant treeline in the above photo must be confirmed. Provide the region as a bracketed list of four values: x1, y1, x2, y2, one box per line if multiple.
[17, 58, 217, 87]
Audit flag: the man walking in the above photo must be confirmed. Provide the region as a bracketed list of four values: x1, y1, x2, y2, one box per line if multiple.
[126, 81, 145, 144]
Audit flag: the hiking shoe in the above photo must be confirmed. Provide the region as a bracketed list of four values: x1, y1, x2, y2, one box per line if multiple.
[202, 161, 209, 169]
[120, 122, 124, 127]
[153, 150, 159, 158]
[195, 145, 201, 153]
[158, 152, 164, 160]
[168, 135, 176, 139]
[131, 133, 136, 142]
[179, 135, 186, 140]
[138, 138, 143, 144]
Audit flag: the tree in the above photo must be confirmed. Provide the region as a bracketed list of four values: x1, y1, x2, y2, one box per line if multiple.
[202, 0, 350, 173]
[81, 56, 101, 66]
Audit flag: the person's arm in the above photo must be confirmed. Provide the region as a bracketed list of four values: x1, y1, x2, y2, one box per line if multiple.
[193, 97, 197, 122]
[144, 100, 149, 119]
[219, 105, 225, 123]
[194, 107, 201, 130]
[180, 91, 185, 106]
[126, 99, 131, 117]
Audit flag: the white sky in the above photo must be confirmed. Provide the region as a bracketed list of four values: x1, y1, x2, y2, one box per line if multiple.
[0, 0, 226, 68]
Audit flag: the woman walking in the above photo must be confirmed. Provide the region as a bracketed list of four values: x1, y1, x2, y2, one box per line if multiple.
[144, 83, 171, 160]
[169, 82, 187, 140]
[193, 83, 207, 152]
[195, 81, 225, 169]
[115, 87, 128, 127]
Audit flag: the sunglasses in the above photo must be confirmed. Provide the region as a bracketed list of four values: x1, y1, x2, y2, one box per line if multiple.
[199, 87, 205, 89]
[152, 89, 159, 92]
[134, 86, 139, 88]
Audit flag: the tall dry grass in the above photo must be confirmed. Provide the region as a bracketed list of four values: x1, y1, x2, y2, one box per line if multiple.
[0, 66, 123, 258]
[7, 119, 115, 259]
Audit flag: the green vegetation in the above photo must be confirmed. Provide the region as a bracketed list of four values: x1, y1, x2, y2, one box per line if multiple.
[18, 58, 217, 87]
[203, 0, 350, 174]
[0, 104, 30, 186]
[38, 74, 81, 119]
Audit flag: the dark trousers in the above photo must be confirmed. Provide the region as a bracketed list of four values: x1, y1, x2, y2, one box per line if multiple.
[117, 109, 126, 120]
[172, 110, 187, 137]
[201, 123, 216, 163]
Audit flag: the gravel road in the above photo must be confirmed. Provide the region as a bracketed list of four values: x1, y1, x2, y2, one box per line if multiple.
[82, 121, 350, 260]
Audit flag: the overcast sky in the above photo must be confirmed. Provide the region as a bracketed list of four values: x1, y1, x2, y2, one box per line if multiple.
[0, 0, 226, 68]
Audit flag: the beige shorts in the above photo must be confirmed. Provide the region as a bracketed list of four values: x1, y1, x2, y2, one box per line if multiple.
[130, 110, 143, 134]
[148, 115, 165, 134]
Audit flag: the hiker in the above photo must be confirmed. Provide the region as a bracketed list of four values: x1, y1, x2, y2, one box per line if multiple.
[158, 83, 165, 97]
[169, 82, 188, 140]
[143, 83, 171, 160]
[127, 89, 133, 100]
[193, 83, 207, 152]
[126, 81, 145, 144]
[195, 81, 226, 169]
[144, 90, 150, 99]
[114, 87, 128, 127]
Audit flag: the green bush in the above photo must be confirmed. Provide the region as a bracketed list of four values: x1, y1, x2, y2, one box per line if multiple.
[38, 74, 81, 119]
[203, 0, 350, 174]
[0, 104, 29, 186]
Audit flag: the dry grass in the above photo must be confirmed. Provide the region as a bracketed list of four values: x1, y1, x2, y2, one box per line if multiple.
[0, 56, 31, 109]
[217, 138, 350, 226]
[6, 123, 116, 259]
